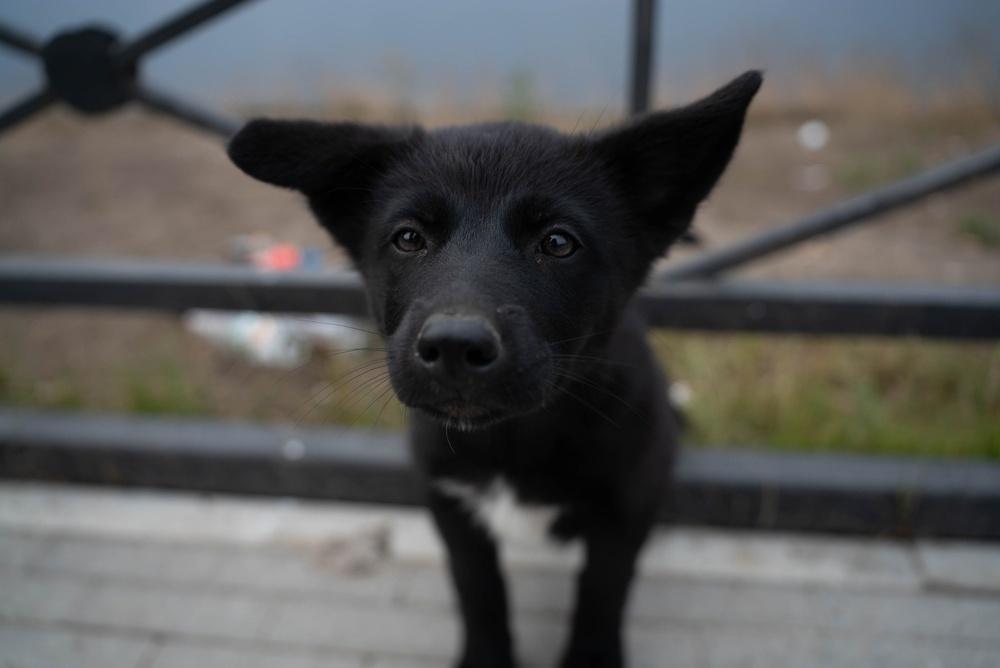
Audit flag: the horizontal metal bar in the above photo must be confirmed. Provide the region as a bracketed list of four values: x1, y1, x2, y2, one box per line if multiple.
[636, 280, 1000, 339]
[0, 409, 420, 507]
[657, 144, 1000, 281]
[133, 84, 241, 138]
[0, 22, 42, 56]
[0, 257, 371, 316]
[0, 88, 55, 136]
[2, 408, 998, 539]
[116, 0, 255, 65]
[1, 256, 997, 339]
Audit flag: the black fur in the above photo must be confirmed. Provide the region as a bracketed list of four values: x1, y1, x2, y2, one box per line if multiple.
[228, 70, 761, 668]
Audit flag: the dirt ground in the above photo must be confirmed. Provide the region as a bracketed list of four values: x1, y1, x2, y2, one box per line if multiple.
[1, 107, 998, 280]
[0, 103, 998, 452]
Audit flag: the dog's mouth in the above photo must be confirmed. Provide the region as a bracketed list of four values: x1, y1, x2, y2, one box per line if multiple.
[434, 402, 493, 419]
[412, 401, 513, 431]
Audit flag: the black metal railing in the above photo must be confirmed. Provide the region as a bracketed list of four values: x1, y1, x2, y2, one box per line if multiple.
[1, 257, 997, 339]
[0, 0, 246, 136]
[1, 0, 999, 538]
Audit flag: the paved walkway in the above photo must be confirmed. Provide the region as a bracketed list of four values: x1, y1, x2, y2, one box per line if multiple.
[1, 482, 999, 668]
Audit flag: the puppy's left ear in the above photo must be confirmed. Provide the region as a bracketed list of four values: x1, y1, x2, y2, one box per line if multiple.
[595, 70, 762, 254]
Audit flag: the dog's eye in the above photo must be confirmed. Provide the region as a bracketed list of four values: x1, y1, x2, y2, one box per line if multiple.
[539, 231, 578, 258]
[392, 228, 425, 252]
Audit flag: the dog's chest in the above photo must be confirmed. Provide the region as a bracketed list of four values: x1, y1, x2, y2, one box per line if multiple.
[434, 477, 560, 546]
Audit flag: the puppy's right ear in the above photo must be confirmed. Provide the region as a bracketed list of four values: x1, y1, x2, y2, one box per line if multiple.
[228, 119, 419, 193]
[228, 120, 421, 253]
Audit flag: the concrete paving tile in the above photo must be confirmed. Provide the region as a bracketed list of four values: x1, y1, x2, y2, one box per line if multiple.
[0, 482, 411, 548]
[398, 565, 579, 621]
[34, 535, 226, 584]
[149, 641, 363, 668]
[402, 564, 1000, 643]
[0, 531, 49, 570]
[0, 621, 152, 668]
[4, 482, 1000, 668]
[262, 598, 457, 658]
[0, 573, 92, 623]
[637, 577, 1000, 641]
[30, 530, 404, 605]
[212, 545, 399, 603]
[694, 627, 1000, 668]
[367, 658, 443, 668]
[80, 582, 272, 641]
[918, 541, 1000, 592]
[392, 568, 452, 608]
[627, 626, 705, 668]
[640, 528, 921, 590]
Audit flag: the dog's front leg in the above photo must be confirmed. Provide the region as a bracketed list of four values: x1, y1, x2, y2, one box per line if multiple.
[429, 489, 516, 668]
[560, 526, 646, 668]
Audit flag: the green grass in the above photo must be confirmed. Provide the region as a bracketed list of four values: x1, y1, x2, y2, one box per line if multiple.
[835, 149, 923, 192]
[0, 366, 84, 410]
[125, 362, 211, 417]
[311, 350, 406, 429]
[650, 333, 1000, 459]
[311, 334, 1000, 459]
[958, 211, 1000, 249]
[2, 334, 997, 460]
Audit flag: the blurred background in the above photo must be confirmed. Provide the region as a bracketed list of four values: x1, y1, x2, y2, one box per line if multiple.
[1, 0, 998, 459]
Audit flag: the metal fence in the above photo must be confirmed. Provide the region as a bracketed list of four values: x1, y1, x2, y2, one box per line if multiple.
[1, 0, 998, 538]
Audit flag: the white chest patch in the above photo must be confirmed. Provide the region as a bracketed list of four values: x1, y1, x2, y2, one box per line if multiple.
[434, 477, 559, 548]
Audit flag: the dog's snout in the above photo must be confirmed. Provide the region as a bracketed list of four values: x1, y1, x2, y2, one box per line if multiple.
[416, 314, 501, 379]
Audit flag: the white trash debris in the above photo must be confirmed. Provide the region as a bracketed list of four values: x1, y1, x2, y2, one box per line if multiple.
[669, 381, 693, 408]
[185, 236, 370, 368]
[184, 310, 369, 368]
[797, 119, 830, 151]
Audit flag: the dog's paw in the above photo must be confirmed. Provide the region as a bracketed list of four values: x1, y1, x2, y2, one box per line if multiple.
[559, 645, 624, 668]
[455, 656, 516, 668]
[455, 648, 517, 668]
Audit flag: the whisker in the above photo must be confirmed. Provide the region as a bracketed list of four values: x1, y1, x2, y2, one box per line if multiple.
[373, 390, 399, 430]
[552, 380, 620, 428]
[216, 343, 385, 409]
[546, 329, 615, 347]
[265, 347, 387, 401]
[276, 316, 381, 336]
[444, 423, 455, 454]
[552, 353, 639, 369]
[293, 359, 387, 425]
[553, 367, 640, 415]
[322, 369, 392, 420]
[352, 382, 397, 427]
[295, 373, 384, 427]
[588, 101, 611, 134]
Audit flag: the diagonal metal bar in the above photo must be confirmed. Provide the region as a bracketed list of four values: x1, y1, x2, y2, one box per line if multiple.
[0, 22, 42, 56]
[655, 144, 1000, 282]
[629, 0, 656, 115]
[0, 88, 56, 135]
[133, 83, 241, 138]
[115, 0, 256, 65]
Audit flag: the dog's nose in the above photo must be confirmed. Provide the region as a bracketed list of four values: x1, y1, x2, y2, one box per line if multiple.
[415, 314, 501, 379]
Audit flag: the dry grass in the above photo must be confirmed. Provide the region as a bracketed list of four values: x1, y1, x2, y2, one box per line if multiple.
[1, 309, 997, 459]
[651, 333, 1000, 459]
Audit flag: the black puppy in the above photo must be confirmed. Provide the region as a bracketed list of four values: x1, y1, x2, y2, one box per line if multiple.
[228, 70, 760, 667]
